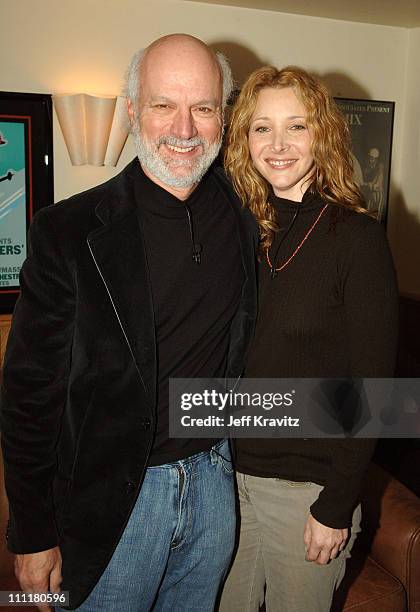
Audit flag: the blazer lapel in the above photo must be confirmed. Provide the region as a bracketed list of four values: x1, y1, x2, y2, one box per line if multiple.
[87, 166, 156, 404]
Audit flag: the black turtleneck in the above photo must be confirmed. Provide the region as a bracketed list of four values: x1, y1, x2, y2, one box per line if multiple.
[235, 190, 399, 528]
[133, 163, 244, 465]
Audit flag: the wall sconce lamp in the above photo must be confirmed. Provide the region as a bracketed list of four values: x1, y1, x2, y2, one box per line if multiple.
[53, 94, 129, 166]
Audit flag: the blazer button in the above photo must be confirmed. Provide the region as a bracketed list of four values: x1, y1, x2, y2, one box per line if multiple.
[141, 417, 152, 430]
[126, 481, 135, 494]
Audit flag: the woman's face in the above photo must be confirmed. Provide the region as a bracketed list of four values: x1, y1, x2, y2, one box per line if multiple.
[248, 87, 314, 202]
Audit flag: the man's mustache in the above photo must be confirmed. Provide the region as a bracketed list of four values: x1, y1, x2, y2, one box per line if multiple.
[157, 136, 207, 148]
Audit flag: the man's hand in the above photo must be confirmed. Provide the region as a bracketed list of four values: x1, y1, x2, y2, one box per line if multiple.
[303, 514, 348, 565]
[15, 547, 62, 612]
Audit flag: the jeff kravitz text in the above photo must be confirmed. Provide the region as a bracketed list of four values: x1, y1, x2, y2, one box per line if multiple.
[180, 414, 300, 427]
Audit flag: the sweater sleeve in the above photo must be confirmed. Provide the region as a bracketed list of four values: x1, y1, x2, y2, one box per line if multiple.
[0, 208, 75, 553]
[310, 216, 399, 528]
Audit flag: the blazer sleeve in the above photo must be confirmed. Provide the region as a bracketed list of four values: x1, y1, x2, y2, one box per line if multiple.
[310, 217, 399, 528]
[0, 207, 75, 553]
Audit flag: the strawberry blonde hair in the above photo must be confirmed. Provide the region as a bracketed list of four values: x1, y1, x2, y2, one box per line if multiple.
[224, 65, 365, 250]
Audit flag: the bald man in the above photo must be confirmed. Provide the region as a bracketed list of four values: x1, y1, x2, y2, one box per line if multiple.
[1, 35, 257, 611]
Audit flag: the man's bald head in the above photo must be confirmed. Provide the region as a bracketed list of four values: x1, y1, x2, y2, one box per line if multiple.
[145, 33, 214, 61]
[124, 34, 233, 114]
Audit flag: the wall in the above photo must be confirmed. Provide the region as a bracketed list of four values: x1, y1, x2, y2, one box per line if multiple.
[0, 0, 417, 295]
[397, 27, 420, 297]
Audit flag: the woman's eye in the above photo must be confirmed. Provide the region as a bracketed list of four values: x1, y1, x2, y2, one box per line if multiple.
[255, 126, 269, 133]
[290, 124, 306, 130]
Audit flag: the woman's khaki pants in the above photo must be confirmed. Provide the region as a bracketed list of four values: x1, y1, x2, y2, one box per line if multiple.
[219, 472, 361, 612]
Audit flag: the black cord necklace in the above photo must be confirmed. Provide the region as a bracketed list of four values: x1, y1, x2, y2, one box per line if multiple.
[268, 203, 301, 279]
[267, 202, 329, 278]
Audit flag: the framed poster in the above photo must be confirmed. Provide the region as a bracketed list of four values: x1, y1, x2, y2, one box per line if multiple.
[0, 92, 53, 313]
[334, 98, 395, 225]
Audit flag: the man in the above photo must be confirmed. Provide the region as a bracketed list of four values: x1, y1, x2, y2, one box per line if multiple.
[0, 34, 257, 611]
[362, 146, 385, 218]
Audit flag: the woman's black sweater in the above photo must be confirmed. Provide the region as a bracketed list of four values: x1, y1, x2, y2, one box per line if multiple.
[235, 190, 399, 528]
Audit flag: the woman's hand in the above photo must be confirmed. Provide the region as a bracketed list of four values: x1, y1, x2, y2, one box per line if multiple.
[303, 514, 348, 565]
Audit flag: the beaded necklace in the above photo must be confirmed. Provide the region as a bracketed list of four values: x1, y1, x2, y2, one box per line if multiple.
[266, 203, 329, 276]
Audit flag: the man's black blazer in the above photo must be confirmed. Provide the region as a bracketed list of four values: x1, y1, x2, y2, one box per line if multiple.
[0, 159, 257, 608]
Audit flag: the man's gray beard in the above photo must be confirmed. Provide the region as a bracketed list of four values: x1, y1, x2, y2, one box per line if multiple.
[133, 131, 222, 189]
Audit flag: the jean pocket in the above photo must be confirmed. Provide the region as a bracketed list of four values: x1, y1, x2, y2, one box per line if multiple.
[212, 445, 235, 476]
[220, 454, 234, 475]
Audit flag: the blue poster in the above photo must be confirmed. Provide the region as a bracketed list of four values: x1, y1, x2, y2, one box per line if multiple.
[0, 120, 27, 289]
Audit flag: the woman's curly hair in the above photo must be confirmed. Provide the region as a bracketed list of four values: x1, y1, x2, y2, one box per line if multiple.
[224, 65, 365, 251]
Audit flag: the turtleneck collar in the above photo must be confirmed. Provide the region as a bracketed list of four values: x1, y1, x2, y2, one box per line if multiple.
[269, 187, 324, 214]
[131, 159, 211, 219]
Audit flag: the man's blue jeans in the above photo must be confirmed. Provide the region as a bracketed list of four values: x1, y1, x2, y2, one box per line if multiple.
[62, 439, 236, 611]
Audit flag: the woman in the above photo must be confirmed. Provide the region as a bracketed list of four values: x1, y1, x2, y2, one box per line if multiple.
[219, 66, 398, 612]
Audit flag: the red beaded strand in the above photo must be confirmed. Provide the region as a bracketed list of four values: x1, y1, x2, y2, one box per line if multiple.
[266, 204, 329, 273]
